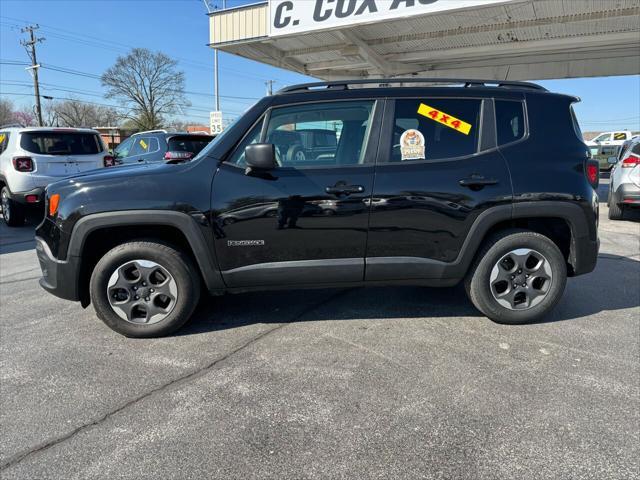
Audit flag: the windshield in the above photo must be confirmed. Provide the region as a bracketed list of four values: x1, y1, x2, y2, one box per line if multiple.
[167, 135, 214, 155]
[20, 131, 103, 155]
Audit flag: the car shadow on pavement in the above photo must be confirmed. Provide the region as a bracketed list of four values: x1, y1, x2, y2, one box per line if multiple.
[179, 254, 640, 337]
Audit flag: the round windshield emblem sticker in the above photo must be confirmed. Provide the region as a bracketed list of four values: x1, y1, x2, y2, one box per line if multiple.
[400, 129, 426, 161]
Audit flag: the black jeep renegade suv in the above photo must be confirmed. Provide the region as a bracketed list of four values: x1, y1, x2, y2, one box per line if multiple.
[35, 79, 600, 337]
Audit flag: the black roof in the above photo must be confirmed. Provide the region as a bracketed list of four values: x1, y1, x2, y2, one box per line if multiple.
[277, 78, 547, 95]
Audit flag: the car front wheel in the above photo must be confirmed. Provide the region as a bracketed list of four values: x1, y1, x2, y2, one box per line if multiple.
[465, 230, 567, 324]
[90, 241, 201, 337]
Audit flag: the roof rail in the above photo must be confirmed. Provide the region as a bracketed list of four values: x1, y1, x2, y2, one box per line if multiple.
[0, 123, 24, 129]
[277, 78, 547, 94]
[133, 129, 168, 135]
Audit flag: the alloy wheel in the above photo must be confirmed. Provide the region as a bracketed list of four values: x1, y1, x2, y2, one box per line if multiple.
[106, 259, 178, 324]
[489, 248, 553, 310]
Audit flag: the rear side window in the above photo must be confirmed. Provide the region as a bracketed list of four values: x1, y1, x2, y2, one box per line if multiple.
[0, 132, 9, 154]
[387, 98, 481, 162]
[496, 100, 525, 145]
[20, 132, 103, 155]
[167, 136, 213, 155]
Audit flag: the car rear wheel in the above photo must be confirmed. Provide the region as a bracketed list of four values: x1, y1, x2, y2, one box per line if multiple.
[465, 230, 567, 324]
[90, 241, 200, 337]
[1, 187, 25, 227]
[608, 190, 624, 220]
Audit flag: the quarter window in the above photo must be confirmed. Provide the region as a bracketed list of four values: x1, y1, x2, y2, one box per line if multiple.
[265, 100, 375, 167]
[496, 100, 526, 145]
[387, 98, 481, 163]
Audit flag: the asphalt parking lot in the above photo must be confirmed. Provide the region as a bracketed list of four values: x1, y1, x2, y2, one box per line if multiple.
[0, 176, 638, 479]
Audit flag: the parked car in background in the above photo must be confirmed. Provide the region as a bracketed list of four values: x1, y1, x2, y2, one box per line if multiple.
[586, 130, 634, 170]
[114, 130, 215, 165]
[0, 126, 112, 226]
[607, 136, 640, 219]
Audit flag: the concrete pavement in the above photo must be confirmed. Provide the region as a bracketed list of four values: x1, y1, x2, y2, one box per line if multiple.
[1, 177, 638, 479]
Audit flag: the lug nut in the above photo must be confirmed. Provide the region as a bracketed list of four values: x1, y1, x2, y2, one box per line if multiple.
[145, 297, 150, 302]
[134, 295, 140, 300]
[150, 288, 154, 293]
[133, 286, 138, 291]
[142, 282, 147, 287]
[518, 269, 522, 274]
[511, 275, 515, 279]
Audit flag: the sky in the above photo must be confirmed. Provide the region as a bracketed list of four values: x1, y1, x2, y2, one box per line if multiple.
[0, 0, 639, 132]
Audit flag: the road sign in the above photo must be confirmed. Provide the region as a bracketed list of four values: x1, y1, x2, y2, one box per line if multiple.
[210, 111, 224, 135]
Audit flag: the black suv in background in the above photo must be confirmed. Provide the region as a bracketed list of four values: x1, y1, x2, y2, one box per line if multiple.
[35, 79, 599, 337]
[114, 130, 214, 164]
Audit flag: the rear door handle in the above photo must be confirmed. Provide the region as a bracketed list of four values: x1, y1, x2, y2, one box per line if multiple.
[326, 184, 365, 196]
[459, 176, 498, 188]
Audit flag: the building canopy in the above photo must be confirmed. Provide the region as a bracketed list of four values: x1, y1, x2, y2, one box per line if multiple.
[209, 0, 640, 81]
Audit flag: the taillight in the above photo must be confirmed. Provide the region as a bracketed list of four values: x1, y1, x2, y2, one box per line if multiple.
[586, 160, 599, 188]
[621, 153, 640, 168]
[103, 155, 116, 167]
[12, 156, 34, 172]
[164, 151, 194, 161]
[49, 194, 60, 216]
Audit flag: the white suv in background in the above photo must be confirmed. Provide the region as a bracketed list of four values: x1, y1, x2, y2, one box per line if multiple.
[0, 126, 113, 226]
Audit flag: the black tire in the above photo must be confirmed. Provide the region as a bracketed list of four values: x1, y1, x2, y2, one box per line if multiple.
[287, 145, 306, 163]
[608, 190, 624, 220]
[1, 186, 26, 227]
[464, 229, 567, 324]
[90, 241, 201, 338]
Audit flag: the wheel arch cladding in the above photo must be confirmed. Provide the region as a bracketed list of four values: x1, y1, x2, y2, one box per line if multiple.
[69, 211, 224, 306]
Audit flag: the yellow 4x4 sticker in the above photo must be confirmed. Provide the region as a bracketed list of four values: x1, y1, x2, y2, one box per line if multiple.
[418, 104, 472, 135]
[139, 139, 148, 150]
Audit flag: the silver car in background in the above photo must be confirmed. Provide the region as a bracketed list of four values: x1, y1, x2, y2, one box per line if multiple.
[607, 137, 640, 220]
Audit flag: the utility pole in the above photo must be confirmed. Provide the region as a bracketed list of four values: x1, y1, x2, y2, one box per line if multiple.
[213, 0, 226, 112]
[265, 80, 275, 96]
[21, 25, 45, 127]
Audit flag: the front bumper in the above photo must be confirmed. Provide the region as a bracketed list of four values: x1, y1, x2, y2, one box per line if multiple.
[35, 237, 81, 302]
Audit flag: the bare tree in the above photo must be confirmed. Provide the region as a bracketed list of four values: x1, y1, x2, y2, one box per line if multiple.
[1, 98, 15, 125]
[101, 48, 189, 130]
[51, 99, 120, 127]
[12, 108, 36, 127]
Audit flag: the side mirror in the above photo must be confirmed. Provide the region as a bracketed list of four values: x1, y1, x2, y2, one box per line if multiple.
[245, 143, 277, 171]
[608, 156, 618, 165]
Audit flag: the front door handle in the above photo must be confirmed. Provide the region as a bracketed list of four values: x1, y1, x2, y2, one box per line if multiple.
[459, 176, 498, 188]
[325, 184, 365, 196]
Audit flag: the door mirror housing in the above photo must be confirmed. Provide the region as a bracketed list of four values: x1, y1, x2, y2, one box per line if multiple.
[245, 144, 277, 170]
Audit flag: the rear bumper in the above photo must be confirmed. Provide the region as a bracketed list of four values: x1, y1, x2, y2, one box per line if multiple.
[616, 183, 640, 205]
[35, 237, 80, 302]
[11, 187, 45, 206]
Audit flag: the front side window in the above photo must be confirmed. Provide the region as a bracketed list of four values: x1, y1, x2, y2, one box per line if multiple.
[114, 137, 134, 158]
[265, 100, 374, 167]
[593, 133, 611, 142]
[496, 100, 526, 145]
[20, 132, 103, 155]
[387, 98, 481, 163]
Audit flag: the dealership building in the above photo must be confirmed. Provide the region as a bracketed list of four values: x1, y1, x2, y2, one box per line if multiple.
[208, 0, 640, 81]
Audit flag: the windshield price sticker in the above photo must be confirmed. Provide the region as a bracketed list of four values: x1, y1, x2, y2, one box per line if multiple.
[417, 104, 472, 135]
